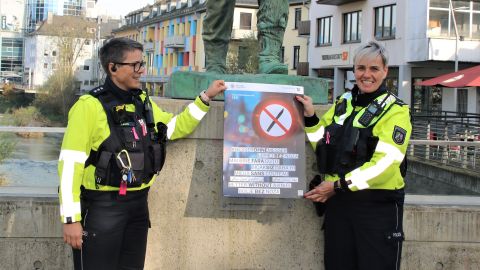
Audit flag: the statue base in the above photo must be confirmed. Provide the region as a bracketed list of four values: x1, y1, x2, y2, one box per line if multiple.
[166, 71, 329, 104]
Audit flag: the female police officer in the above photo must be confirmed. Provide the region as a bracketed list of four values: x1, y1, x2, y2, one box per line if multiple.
[58, 37, 226, 270]
[297, 41, 411, 270]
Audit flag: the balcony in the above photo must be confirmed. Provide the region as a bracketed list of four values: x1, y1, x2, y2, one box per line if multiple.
[298, 21, 310, 36]
[144, 42, 154, 51]
[296, 62, 309, 76]
[316, 0, 363, 5]
[164, 35, 185, 48]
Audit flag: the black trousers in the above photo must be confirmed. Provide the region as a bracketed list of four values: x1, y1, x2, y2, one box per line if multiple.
[324, 189, 405, 270]
[73, 188, 150, 270]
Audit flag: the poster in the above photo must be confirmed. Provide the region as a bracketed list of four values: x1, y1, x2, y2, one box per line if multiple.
[223, 82, 306, 198]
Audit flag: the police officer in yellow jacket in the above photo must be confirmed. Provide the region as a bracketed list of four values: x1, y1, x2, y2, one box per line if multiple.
[297, 41, 411, 270]
[58, 37, 226, 270]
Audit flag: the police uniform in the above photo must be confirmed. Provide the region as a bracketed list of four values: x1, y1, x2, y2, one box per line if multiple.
[305, 84, 412, 270]
[58, 77, 210, 270]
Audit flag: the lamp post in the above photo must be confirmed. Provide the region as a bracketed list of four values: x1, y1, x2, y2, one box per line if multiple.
[448, 0, 468, 113]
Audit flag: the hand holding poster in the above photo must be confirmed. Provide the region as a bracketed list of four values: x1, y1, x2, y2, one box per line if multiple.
[223, 82, 306, 198]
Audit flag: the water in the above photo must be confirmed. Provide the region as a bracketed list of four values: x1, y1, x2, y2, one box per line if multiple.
[0, 134, 478, 196]
[0, 133, 61, 187]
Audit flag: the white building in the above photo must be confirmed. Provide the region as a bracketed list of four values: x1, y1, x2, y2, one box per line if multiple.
[309, 0, 480, 114]
[0, 0, 25, 84]
[23, 15, 99, 91]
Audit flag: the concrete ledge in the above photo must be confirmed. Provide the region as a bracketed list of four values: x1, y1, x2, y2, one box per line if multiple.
[1, 139, 479, 269]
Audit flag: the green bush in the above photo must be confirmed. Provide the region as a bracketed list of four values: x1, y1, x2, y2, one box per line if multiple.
[33, 71, 78, 125]
[11, 106, 41, 126]
[0, 133, 16, 163]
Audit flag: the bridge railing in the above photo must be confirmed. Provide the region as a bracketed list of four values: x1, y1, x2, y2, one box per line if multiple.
[408, 140, 480, 172]
[0, 126, 479, 174]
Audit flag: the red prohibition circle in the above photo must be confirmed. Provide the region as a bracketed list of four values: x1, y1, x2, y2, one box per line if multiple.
[252, 96, 299, 142]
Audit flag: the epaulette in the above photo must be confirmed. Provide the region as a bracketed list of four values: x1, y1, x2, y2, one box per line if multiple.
[387, 91, 406, 106]
[89, 86, 106, 97]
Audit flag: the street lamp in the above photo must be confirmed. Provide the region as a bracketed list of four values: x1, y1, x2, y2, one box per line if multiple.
[448, 0, 469, 113]
[449, 0, 469, 72]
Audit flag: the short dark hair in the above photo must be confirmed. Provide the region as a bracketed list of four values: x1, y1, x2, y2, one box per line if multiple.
[99, 37, 143, 75]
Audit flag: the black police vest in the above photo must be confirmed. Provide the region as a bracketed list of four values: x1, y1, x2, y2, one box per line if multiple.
[316, 96, 407, 178]
[85, 87, 167, 188]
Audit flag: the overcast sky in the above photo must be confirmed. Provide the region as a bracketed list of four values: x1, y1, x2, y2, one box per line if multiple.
[96, 0, 154, 18]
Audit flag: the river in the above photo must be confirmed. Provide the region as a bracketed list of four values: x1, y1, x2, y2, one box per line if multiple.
[0, 134, 478, 196]
[0, 133, 61, 187]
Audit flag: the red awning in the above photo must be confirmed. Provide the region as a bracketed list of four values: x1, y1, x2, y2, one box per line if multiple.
[416, 65, 480, 88]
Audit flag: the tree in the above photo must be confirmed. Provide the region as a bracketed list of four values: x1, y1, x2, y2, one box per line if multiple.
[226, 32, 259, 74]
[33, 16, 96, 124]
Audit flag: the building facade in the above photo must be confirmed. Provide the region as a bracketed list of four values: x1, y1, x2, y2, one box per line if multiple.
[113, 0, 261, 96]
[23, 15, 100, 91]
[283, 0, 309, 76]
[24, 0, 97, 32]
[309, 0, 480, 114]
[0, 0, 25, 84]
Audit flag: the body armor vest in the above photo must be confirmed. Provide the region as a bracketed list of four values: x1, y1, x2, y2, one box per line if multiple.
[316, 92, 407, 178]
[85, 87, 167, 188]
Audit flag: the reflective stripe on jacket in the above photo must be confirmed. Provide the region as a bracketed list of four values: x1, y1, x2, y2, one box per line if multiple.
[305, 91, 412, 192]
[58, 93, 209, 223]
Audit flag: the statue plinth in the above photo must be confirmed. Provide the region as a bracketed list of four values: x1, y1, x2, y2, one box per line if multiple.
[166, 71, 329, 104]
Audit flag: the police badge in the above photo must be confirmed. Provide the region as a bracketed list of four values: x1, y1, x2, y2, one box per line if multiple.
[393, 126, 407, 145]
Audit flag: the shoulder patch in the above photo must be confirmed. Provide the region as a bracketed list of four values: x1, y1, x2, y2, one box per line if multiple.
[392, 125, 407, 145]
[89, 86, 105, 97]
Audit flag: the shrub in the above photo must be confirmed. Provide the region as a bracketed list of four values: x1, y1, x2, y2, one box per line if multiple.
[11, 106, 41, 126]
[0, 133, 16, 163]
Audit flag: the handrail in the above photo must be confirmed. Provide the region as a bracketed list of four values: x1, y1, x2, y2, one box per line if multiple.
[0, 126, 66, 133]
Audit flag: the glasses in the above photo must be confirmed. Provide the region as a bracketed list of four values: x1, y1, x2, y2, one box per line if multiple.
[114, 61, 145, 72]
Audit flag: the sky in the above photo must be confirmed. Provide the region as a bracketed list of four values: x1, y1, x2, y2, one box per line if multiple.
[95, 0, 154, 18]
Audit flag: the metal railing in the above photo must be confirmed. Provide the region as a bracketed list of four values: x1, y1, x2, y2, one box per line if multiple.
[408, 140, 480, 172]
[0, 126, 478, 172]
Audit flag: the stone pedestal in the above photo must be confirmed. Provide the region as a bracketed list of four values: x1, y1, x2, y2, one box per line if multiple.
[166, 71, 329, 104]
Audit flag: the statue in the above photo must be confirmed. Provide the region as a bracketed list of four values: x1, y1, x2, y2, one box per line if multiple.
[202, 0, 289, 74]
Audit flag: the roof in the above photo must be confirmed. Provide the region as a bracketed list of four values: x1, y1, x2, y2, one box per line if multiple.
[27, 15, 96, 38]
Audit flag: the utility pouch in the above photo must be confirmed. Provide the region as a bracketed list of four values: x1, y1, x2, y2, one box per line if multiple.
[150, 144, 166, 173]
[94, 151, 114, 186]
[150, 122, 167, 173]
[315, 123, 344, 174]
[309, 175, 326, 217]
[315, 142, 329, 174]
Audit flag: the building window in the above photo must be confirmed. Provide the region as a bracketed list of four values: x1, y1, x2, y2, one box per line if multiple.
[343, 11, 361, 43]
[240, 12, 252, 30]
[428, 0, 480, 39]
[52, 51, 57, 56]
[317, 16, 332, 46]
[1, 16, 6, 29]
[457, 88, 468, 113]
[293, 46, 300, 70]
[85, 39, 90, 45]
[44, 63, 48, 69]
[280, 46, 285, 63]
[375, 5, 396, 39]
[294, 8, 301, 29]
[83, 65, 90, 71]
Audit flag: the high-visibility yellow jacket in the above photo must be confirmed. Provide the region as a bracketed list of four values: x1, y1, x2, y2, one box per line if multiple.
[58, 91, 209, 223]
[305, 90, 412, 191]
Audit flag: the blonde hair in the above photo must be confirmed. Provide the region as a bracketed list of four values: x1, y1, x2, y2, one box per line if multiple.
[353, 41, 389, 66]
